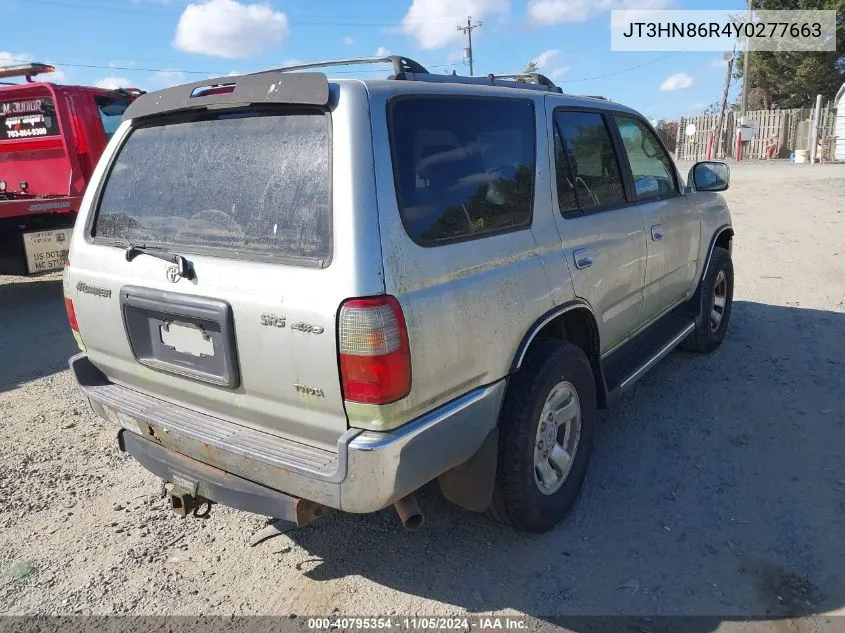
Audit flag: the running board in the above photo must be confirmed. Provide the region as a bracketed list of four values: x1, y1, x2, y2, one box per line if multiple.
[603, 312, 695, 400]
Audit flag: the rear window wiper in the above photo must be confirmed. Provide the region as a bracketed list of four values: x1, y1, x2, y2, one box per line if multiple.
[122, 242, 196, 280]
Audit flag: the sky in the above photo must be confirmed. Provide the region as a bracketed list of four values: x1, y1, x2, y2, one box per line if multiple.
[2, 0, 747, 120]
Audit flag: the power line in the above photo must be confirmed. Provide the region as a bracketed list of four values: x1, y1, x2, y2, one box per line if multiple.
[563, 51, 680, 83]
[0, 56, 460, 77]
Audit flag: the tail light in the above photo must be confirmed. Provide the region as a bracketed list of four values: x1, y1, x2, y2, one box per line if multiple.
[63, 259, 85, 351]
[64, 297, 79, 332]
[338, 296, 411, 405]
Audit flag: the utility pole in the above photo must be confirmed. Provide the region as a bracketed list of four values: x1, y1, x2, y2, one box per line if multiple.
[740, 0, 752, 118]
[457, 16, 482, 76]
[715, 43, 737, 158]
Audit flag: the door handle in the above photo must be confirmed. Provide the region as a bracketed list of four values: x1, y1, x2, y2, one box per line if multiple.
[651, 224, 664, 241]
[573, 248, 596, 269]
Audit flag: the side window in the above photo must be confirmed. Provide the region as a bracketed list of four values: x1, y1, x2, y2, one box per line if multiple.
[389, 97, 535, 246]
[95, 96, 129, 141]
[552, 124, 579, 217]
[613, 114, 678, 201]
[553, 110, 627, 212]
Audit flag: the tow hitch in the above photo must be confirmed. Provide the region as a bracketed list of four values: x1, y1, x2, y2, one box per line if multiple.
[166, 482, 325, 546]
[170, 487, 212, 518]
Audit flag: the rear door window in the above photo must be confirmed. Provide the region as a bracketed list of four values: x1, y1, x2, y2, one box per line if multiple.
[552, 110, 627, 213]
[389, 97, 535, 246]
[93, 110, 331, 266]
[552, 124, 580, 218]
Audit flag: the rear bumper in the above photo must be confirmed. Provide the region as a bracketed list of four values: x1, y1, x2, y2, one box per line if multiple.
[70, 353, 505, 514]
[0, 196, 80, 221]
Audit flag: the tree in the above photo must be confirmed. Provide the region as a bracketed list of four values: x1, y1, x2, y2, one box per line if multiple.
[524, 60, 538, 74]
[734, 0, 845, 108]
[655, 119, 679, 153]
[703, 100, 740, 114]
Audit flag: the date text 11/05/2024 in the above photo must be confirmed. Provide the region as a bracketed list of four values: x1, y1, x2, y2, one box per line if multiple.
[307, 617, 529, 630]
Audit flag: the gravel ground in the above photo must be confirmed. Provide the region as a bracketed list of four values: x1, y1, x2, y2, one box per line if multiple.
[1, 161, 844, 630]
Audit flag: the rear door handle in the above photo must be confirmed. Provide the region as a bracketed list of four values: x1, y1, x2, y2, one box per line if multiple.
[573, 248, 596, 269]
[651, 224, 664, 241]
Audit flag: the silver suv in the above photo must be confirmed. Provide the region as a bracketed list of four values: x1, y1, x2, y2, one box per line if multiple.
[65, 56, 734, 533]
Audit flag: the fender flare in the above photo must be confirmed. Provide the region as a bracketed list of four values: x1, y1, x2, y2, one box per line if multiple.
[696, 224, 734, 292]
[510, 299, 600, 373]
[701, 225, 734, 282]
[680, 224, 733, 319]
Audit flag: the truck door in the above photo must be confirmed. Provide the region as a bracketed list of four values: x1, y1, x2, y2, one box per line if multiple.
[545, 99, 648, 354]
[611, 114, 701, 317]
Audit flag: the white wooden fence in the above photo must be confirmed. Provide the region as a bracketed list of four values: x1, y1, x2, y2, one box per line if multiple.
[675, 104, 836, 161]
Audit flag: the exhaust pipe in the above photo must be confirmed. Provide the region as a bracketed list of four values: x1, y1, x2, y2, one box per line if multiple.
[394, 494, 424, 531]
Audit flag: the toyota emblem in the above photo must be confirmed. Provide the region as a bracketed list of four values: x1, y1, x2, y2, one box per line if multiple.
[166, 266, 181, 283]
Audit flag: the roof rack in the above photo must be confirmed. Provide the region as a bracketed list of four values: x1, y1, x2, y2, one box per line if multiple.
[278, 55, 430, 77]
[0, 63, 56, 83]
[274, 55, 563, 94]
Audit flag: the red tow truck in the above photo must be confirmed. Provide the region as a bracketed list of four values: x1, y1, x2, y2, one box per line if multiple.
[0, 63, 143, 275]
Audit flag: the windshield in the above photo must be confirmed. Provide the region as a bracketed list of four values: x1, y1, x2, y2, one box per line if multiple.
[93, 110, 331, 265]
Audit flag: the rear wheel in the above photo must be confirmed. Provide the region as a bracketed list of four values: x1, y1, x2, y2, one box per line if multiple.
[491, 339, 597, 532]
[683, 246, 734, 353]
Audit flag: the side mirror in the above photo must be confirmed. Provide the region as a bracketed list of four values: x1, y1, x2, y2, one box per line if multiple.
[689, 161, 730, 192]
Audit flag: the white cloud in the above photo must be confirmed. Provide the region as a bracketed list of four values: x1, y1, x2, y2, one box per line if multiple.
[173, 0, 289, 59]
[530, 49, 568, 81]
[659, 72, 693, 92]
[446, 49, 467, 63]
[528, 0, 670, 26]
[0, 51, 33, 66]
[342, 35, 356, 45]
[533, 49, 560, 68]
[548, 66, 570, 80]
[375, 46, 391, 57]
[149, 70, 187, 86]
[44, 67, 69, 83]
[711, 56, 730, 68]
[94, 76, 134, 89]
[401, 0, 509, 49]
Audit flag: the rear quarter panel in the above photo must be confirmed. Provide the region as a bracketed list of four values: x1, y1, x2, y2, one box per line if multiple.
[351, 84, 573, 431]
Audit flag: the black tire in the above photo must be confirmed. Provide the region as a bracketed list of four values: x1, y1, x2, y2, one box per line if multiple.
[490, 339, 597, 532]
[682, 246, 734, 353]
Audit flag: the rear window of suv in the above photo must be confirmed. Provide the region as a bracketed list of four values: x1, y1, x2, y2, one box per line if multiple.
[389, 96, 535, 246]
[93, 110, 331, 266]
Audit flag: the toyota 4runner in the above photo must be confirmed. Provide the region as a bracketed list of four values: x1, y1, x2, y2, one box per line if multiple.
[65, 56, 734, 533]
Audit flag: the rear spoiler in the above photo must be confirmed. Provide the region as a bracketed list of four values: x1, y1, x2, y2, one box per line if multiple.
[123, 70, 329, 121]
